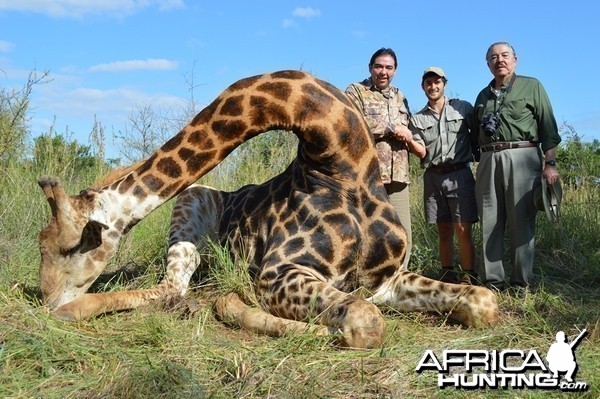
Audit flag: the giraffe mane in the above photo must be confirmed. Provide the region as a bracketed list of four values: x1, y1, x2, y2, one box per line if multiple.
[91, 158, 147, 191]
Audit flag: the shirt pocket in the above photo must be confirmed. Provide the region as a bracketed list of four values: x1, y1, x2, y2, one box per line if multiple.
[365, 106, 383, 116]
[363, 107, 385, 131]
[503, 98, 533, 121]
[413, 118, 437, 143]
[447, 117, 468, 136]
[389, 104, 409, 126]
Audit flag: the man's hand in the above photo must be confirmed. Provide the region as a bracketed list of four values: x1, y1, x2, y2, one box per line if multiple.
[391, 124, 413, 142]
[543, 164, 560, 185]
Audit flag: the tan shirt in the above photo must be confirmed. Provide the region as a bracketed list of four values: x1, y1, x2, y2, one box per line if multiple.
[346, 78, 411, 184]
[411, 97, 474, 169]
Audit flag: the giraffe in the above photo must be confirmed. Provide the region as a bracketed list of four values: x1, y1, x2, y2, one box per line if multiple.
[37, 70, 499, 348]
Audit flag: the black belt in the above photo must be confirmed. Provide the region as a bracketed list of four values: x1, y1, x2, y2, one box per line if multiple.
[480, 141, 539, 152]
[427, 163, 468, 173]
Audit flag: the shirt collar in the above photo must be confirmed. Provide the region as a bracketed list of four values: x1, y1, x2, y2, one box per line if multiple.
[419, 96, 448, 115]
[489, 74, 518, 95]
[366, 78, 396, 98]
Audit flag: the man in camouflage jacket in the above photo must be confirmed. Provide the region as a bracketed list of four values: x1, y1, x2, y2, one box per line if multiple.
[346, 48, 425, 268]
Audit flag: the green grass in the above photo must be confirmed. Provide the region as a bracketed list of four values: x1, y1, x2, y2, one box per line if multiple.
[1, 133, 599, 398]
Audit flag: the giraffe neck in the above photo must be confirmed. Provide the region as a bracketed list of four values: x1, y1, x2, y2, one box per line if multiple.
[97, 70, 377, 231]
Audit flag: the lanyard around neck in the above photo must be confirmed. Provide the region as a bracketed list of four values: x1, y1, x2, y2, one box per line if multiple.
[491, 74, 517, 112]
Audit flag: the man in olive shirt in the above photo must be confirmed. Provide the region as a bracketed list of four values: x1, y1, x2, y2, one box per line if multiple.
[412, 67, 478, 285]
[473, 42, 561, 292]
[346, 48, 425, 268]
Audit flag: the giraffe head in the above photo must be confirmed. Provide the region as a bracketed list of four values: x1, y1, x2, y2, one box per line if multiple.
[37, 176, 115, 310]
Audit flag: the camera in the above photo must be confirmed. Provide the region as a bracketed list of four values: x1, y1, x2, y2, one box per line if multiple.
[481, 113, 501, 137]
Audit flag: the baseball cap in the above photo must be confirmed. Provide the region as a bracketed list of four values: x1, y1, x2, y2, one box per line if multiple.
[422, 66, 446, 80]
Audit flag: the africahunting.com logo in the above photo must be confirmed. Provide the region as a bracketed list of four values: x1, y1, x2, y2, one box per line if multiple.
[415, 329, 588, 391]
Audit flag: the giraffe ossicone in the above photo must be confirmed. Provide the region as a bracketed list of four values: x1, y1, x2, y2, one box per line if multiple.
[37, 70, 499, 348]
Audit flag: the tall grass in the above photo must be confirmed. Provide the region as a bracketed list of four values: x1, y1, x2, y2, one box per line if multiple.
[1, 130, 599, 398]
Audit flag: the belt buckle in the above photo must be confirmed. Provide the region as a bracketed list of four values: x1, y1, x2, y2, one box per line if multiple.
[493, 143, 503, 152]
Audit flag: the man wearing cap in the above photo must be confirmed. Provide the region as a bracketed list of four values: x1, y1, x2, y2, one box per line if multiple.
[472, 42, 561, 292]
[346, 48, 425, 268]
[411, 67, 478, 285]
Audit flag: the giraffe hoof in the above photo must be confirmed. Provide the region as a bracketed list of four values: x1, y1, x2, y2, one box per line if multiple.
[452, 286, 500, 327]
[339, 301, 385, 349]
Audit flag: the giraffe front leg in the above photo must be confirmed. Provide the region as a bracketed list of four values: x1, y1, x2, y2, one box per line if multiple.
[53, 289, 167, 321]
[161, 184, 223, 301]
[51, 242, 202, 321]
[51, 243, 203, 320]
[257, 266, 385, 348]
[368, 270, 499, 327]
[50, 241, 202, 320]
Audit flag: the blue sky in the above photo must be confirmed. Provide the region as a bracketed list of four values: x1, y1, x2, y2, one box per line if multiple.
[1, 0, 598, 160]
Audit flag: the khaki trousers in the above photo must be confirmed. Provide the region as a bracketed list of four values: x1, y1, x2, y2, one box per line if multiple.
[385, 182, 412, 269]
[475, 147, 542, 287]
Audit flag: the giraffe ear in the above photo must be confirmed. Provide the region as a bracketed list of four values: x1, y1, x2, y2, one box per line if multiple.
[79, 220, 106, 253]
[38, 176, 59, 218]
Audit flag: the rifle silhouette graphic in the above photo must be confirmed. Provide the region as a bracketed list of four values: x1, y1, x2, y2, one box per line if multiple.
[569, 329, 587, 349]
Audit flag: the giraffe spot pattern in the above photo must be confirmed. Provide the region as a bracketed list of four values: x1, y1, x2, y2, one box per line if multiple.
[211, 119, 249, 141]
[249, 95, 291, 128]
[157, 158, 182, 179]
[256, 81, 292, 101]
[142, 175, 165, 192]
[220, 95, 245, 117]
[161, 134, 184, 152]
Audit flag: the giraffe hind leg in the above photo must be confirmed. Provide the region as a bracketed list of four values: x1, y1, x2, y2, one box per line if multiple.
[368, 270, 500, 327]
[214, 290, 385, 349]
[214, 292, 330, 338]
[253, 265, 386, 348]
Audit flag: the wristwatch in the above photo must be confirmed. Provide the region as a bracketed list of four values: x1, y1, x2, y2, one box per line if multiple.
[545, 159, 557, 167]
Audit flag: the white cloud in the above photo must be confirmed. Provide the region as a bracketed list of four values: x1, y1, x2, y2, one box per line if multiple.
[0, 40, 15, 52]
[283, 6, 320, 29]
[54, 87, 185, 115]
[292, 7, 321, 19]
[89, 59, 178, 72]
[0, 0, 185, 19]
[282, 18, 299, 29]
[30, 83, 188, 153]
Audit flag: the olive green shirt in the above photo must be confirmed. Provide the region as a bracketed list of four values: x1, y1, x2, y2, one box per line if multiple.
[346, 78, 411, 184]
[472, 75, 561, 152]
[411, 97, 474, 169]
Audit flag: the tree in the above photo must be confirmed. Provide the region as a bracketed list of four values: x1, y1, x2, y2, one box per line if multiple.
[115, 62, 203, 164]
[0, 69, 50, 166]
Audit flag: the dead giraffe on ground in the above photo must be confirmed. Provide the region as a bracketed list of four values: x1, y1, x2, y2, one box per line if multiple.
[38, 70, 498, 348]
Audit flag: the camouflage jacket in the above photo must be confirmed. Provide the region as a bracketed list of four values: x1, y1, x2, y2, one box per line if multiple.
[345, 78, 411, 184]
